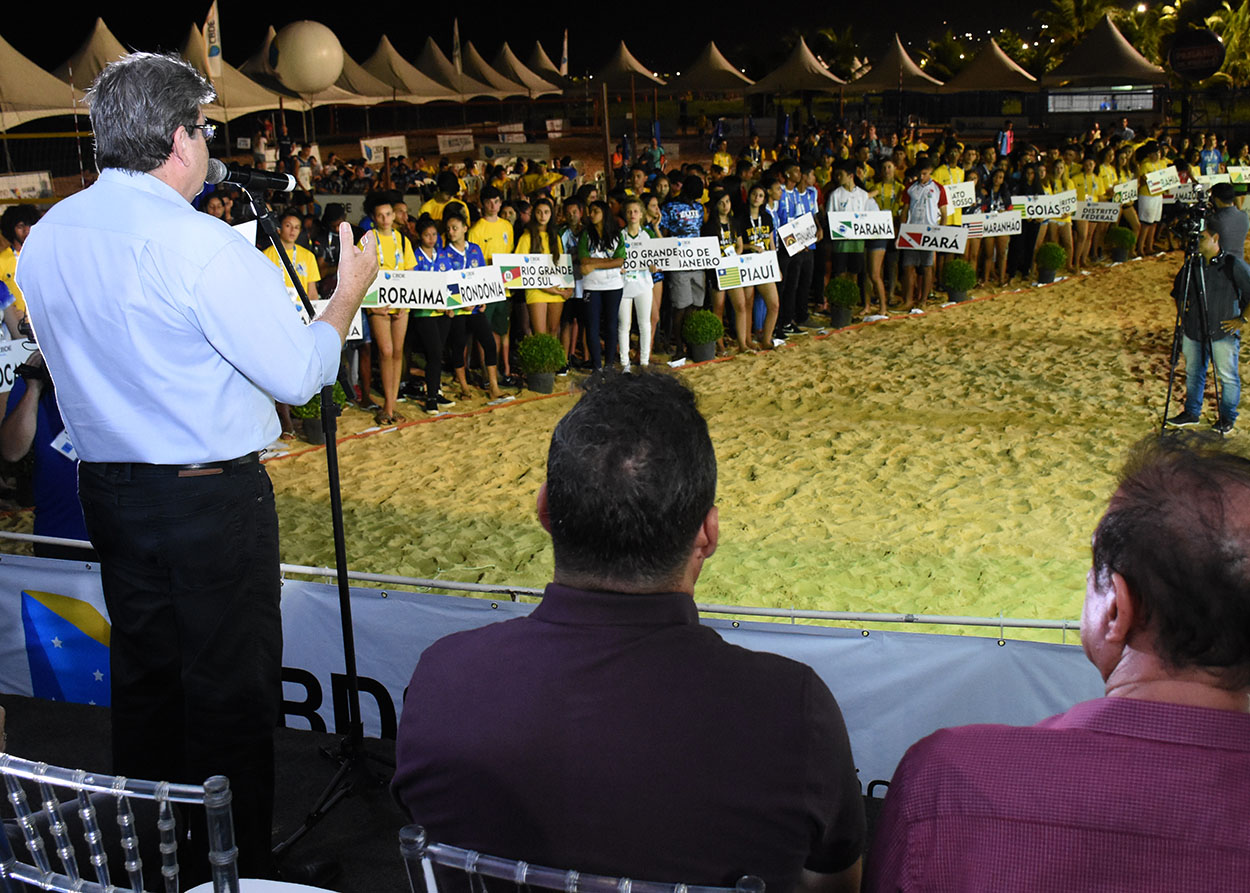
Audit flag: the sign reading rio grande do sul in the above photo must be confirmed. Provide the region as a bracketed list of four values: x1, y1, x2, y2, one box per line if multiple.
[363, 267, 507, 310]
[896, 223, 967, 254]
[493, 253, 575, 290]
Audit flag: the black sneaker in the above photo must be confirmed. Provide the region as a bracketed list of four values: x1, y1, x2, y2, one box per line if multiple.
[1165, 411, 1201, 428]
[423, 399, 441, 416]
[435, 392, 455, 406]
[557, 364, 570, 376]
[1214, 417, 1236, 436]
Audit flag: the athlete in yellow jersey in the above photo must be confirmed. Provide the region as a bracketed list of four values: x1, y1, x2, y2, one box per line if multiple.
[262, 209, 322, 297]
[0, 205, 39, 321]
[360, 192, 416, 425]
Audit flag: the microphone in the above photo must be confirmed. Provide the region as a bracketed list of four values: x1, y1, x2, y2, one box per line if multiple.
[205, 159, 296, 193]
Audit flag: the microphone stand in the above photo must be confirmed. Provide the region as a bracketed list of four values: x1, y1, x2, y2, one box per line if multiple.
[243, 187, 391, 861]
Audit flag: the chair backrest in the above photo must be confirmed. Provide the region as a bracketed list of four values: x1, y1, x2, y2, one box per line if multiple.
[0, 753, 240, 893]
[399, 825, 765, 893]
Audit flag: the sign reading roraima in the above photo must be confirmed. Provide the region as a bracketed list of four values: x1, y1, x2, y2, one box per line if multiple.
[363, 268, 507, 309]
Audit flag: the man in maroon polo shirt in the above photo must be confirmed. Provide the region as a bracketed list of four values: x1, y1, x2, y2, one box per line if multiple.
[393, 372, 865, 893]
[866, 434, 1250, 891]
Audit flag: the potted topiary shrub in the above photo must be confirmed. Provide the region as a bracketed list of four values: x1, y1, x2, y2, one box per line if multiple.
[1036, 242, 1069, 284]
[824, 277, 858, 327]
[517, 333, 567, 394]
[682, 309, 724, 363]
[942, 258, 976, 302]
[290, 382, 348, 445]
[1104, 225, 1135, 263]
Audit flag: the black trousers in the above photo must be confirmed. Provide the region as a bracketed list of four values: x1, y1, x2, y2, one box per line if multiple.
[448, 313, 497, 368]
[76, 456, 280, 878]
[779, 250, 814, 327]
[412, 314, 452, 400]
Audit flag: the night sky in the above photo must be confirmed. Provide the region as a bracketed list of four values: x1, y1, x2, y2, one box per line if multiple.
[5, 2, 1040, 81]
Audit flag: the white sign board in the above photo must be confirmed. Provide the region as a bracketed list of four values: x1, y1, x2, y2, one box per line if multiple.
[494, 253, 575, 290]
[896, 223, 967, 254]
[712, 251, 782, 290]
[364, 268, 507, 310]
[827, 210, 895, 240]
[545, 119, 567, 139]
[1196, 173, 1231, 187]
[943, 180, 977, 209]
[0, 340, 39, 395]
[1015, 190, 1077, 220]
[777, 213, 819, 256]
[0, 172, 53, 200]
[624, 236, 721, 272]
[1145, 165, 1180, 196]
[295, 298, 365, 341]
[314, 194, 367, 227]
[360, 135, 409, 166]
[1075, 201, 1122, 223]
[437, 132, 475, 155]
[1113, 180, 1138, 204]
[479, 143, 551, 163]
[1228, 166, 1250, 184]
[962, 210, 1022, 237]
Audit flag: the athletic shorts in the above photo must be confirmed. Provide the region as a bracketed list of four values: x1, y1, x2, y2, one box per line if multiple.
[866, 238, 892, 252]
[900, 249, 935, 268]
[1138, 195, 1164, 225]
[667, 270, 706, 309]
[830, 250, 864, 274]
[484, 299, 511, 336]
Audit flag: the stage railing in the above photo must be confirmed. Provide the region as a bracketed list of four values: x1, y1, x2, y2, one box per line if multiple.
[0, 532, 1080, 638]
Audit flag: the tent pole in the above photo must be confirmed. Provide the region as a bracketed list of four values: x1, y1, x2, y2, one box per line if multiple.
[631, 74, 639, 164]
[602, 81, 613, 188]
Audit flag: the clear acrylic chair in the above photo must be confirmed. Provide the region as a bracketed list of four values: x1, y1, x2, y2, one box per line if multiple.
[399, 825, 766, 893]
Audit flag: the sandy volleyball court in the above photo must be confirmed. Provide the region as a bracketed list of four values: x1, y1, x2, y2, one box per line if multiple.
[256, 252, 1200, 642]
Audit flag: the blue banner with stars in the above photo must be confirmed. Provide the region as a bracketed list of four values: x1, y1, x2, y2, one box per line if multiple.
[21, 589, 110, 705]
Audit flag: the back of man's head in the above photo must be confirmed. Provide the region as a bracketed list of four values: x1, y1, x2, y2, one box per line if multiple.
[1092, 434, 1250, 688]
[1211, 182, 1236, 205]
[87, 53, 215, 174]
[545, 372, 716, 591]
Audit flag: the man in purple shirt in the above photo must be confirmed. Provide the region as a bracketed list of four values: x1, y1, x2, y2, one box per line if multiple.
[393, 372, 865, 893]
[866, 434, 1250, 891]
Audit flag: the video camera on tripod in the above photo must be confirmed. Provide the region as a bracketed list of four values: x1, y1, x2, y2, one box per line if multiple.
[1172, 181, 1211, 245]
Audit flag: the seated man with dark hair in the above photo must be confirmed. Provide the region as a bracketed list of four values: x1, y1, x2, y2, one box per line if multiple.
[393, 372, 866, 893]
[866, 433, 1250, 891]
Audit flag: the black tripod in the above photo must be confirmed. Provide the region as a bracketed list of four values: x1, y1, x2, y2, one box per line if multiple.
[1161, 224, 1220, 436]
[243, 187, 392, 861]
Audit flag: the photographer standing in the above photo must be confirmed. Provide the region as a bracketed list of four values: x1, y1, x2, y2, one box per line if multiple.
[1167, 226, 1248, 436]
[1208, 182, 1249, 261]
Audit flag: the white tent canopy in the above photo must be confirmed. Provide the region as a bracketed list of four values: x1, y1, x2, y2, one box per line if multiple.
[493, 42, 561, 97]
[53, 18, 128, 91]
[942, 39, 1038, 93]
[362, 35, 458, 103]
[527, 41, 572, 89]
[594, 41, 665, 90]
[747, 37, 845, 94]
[844, 34, 942, 94]
[416, 37, 507, 100]
[0, 31, 86, 129]
[461, 41, 528, 98]
[180, 24, 283, 121]
[667, 41, 753, 93]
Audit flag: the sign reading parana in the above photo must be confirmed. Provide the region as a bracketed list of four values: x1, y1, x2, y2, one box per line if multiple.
[827, 210, 895, 240]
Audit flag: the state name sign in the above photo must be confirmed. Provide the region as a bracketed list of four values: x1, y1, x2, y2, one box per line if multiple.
[712, 251, 782, 290]
[827, 210, 894, 240]
[625, 236, 721, 272]
[1171, 183, 1199, 204]
[494, 253, 575, 290]
[0, 339, 38, 396]
[363, 268, 507, 310]
[778, 213, 819, 256]
[943, 180, 977, 209]
[961, 210, 1022, 237]
[1228, 166, 1250, 184]
[1075, 201, 1122, 223]
[1016, 190, 1077, 220]
[436, 132, 475, 155]
[360, 135, 408, 166]
[294, 299, 365, 341]
[1196, 173, 1232, 187]
[896, 224, 967, 254]
[1113, 180, 1139, 204]
[1145, 165, 1180, 196]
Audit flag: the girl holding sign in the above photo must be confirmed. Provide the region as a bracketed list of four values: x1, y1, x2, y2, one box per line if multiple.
[619, 198, 655, 369]
[438, 212, 508, 404]
[979, 168, 1013, 287]
[742, 183, 780, 348]
[1113, 147, 1141, 246]
[515, 198, 570, 337]
[1033, 160, 1076, 276]
[577, 201, 626, 371]
[869, 159, 904, 313]
[360, 193, 416, 427]
[1073, 155, 1106, 271]
[1135, 142, 1166, 256]
[411, 216, 455, 416]
[703, 190, 751, 355]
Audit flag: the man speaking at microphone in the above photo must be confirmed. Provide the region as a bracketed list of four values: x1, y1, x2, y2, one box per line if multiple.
[16, 52, 377, 877]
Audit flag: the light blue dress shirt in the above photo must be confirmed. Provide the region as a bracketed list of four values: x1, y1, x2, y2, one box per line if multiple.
[16, 168, 343, 463]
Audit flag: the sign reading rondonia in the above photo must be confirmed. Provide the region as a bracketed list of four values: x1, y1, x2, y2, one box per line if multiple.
[363, 267, 507, 310]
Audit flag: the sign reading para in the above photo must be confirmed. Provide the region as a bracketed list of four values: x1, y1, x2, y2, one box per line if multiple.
[827, 210, 894, 240]
[1075, 201, 1122, 223]
[1145, 165, 1180, 196]
[625, 236, 721, 272]
[896, 224, 967, 254]
[494, 253, 575, 290]
[962, 210, 1022, 237]
[1016, 190, 1078, 220]
[943, 180, 977, 209]
[1113, 180, 1139, 204]
[712, 251, 782, 290]
[777, 213, 819, 256]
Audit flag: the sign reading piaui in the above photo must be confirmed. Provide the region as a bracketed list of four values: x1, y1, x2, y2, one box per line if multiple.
[777, 213, 819, 255]
[827, 210, 895, 240]
[896, 223, 967, 254]
[712, 251, 782, 290]
[625, 236, 721, 272]
[1014, 190, 1078, 220]
[363, 267, 507, 309]
[494, 253, 575, 290]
